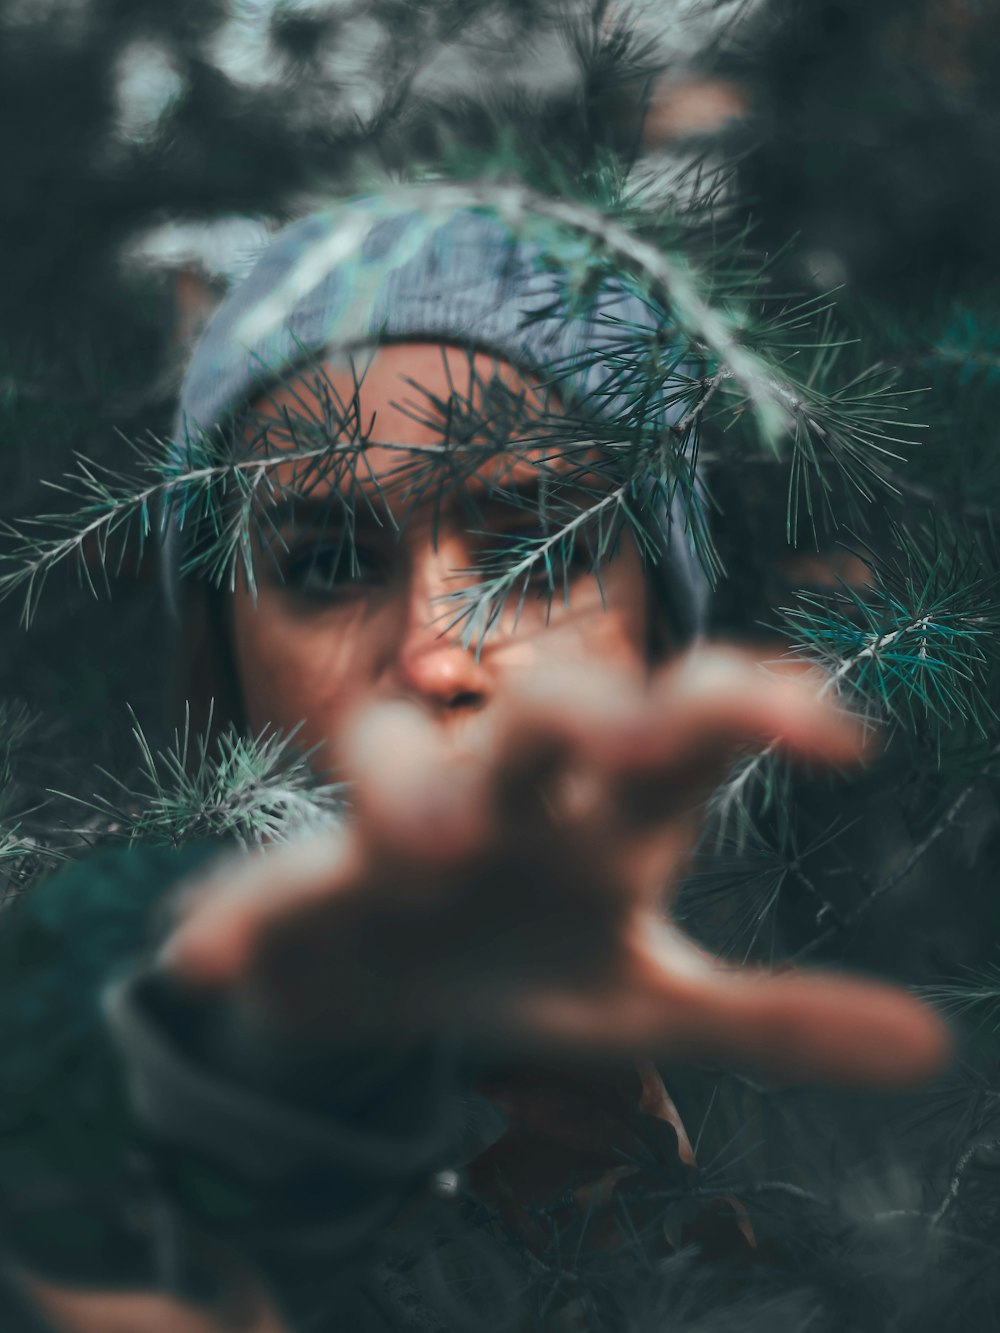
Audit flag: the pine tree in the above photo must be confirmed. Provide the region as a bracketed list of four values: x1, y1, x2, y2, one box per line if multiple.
[4, 1, 1000, 1327]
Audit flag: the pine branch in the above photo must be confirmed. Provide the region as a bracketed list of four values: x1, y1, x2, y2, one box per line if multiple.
[1, 186, 923, 653]
[778, 525, 1000, 731]
[679, 810, 846, 962]
[793, 744, 1000, 962]
[0, 417, 373, 620]
[643, 1179, 826, 1208]
[710, 524, 1000, 853]
[56, 707, 346, 849]
[921, 962, 1000, 1034]
[435, 481, 631, 646]
[930, 1137, 1000, 1228]
[465, 182, 796, 442]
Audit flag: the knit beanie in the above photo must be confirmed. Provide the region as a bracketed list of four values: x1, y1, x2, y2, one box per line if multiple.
[168, 183, 709, 638]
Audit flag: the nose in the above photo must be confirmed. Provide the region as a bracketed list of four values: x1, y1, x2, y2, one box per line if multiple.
[386, 539, 491, 714]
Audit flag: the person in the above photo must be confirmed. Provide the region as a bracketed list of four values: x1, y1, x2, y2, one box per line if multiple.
[0, 185, 949, 1332]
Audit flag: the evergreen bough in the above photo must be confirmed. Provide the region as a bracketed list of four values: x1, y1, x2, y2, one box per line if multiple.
[5, 0, 1000, 1327]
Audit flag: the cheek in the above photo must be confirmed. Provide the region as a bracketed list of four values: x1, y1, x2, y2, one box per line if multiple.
[230, 595, 376, 769]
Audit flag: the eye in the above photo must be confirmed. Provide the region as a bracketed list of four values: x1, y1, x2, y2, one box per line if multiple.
[281, 537, 385, 599]
[485, 525, 593, 588]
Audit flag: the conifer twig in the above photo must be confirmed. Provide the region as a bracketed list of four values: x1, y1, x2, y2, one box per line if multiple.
[931, 1137, 1000, 1228]
[792, 744, 1000, 961]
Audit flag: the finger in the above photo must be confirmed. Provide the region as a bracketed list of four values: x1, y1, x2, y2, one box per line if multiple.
[591, 649, 867, 822]
[635, 923, 950, 1086]
[159, 832, 357, 987]
[487, 663, 641, 824]
[343, 700, 493, 872]
[500, 943, 950, 1088]
[650, 648, 866, 767]
[483, 663, 711, 903]
[487, 650, 865, 845]
[488, 650, 864, 827]
[670, 971, 950, 1088]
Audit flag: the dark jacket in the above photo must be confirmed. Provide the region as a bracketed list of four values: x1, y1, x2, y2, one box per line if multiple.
[0, 844, 520, 1331]
[0, 845, 742, 1332]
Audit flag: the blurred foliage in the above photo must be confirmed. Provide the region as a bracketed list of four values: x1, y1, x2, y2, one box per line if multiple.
[4, 0, 1000, 1328]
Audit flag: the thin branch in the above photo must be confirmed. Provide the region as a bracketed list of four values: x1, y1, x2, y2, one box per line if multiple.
[931, 1137, 1000, 1228]
[793, 744, 1000, 961]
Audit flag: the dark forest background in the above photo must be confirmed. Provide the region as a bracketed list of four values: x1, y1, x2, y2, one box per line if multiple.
[6, 1, 1000, 1327]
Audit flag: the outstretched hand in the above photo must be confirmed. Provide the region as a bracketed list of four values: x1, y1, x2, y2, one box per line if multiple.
[163, 647, 949, 1087]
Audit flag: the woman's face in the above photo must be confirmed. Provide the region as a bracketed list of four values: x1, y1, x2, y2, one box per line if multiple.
[228, 343, 661, 773]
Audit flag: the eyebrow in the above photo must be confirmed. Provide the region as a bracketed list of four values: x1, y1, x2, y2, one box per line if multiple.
[258, 494, 389, 536]
[256, 470, 607, 538]
[473, 474, 611, 524]
[468, 476, 545, 520]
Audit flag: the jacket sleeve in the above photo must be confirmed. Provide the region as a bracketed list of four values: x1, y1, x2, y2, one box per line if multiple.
[102, 966, 471, 1253]
[0, 844, 504, 1292]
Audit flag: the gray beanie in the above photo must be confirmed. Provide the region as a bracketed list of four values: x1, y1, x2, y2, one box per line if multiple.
[169, 183, 708, 637]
